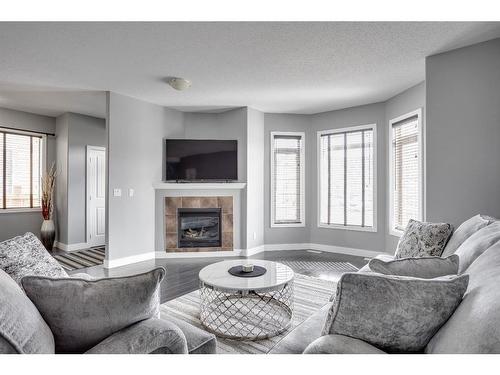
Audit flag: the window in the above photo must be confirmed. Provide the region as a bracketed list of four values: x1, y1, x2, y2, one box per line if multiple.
[270, 132, 305, 227]
[389, 109, 423, 235]
[318, 124, 376, 231]
[0, 129, 44, 211]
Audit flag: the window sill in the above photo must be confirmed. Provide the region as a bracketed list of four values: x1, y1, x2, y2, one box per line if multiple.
[318, 223, 377, 233]
[0, 208, 42, 214]
[271, 222, 306, 228]
[389, 229, 404, 237]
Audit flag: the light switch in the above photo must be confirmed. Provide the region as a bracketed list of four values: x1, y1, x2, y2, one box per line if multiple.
[113, 188, 122, 197]
[128, 188, 134, 197]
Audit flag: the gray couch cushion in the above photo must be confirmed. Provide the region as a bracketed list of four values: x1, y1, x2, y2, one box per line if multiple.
[323, 272, 469, 353]
[0, 232, 67, 286]
[426, 240, 500, 353]
[442, 214, 492, 257]
[85, 318, 188, 354]
[358, 254, 394, 273]
[303, 334, 386, 354]
[22, 267, 165, 353]
[454, 221, 500, 273]
[269, 303, 330, 354]
[395, 220, 453, 259]
[0, 269, 55, 354]
[369, 255, 459, 278]
[163, 315, 217, 354]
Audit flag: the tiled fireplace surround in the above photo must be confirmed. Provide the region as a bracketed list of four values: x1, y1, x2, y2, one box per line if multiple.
[165, 196, 234, 252]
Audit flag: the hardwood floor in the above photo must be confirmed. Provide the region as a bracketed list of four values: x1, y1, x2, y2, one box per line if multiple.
[69, 250, 370, 303]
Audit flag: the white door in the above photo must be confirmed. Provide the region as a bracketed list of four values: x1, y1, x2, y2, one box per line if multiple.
[87, 146, 106, 247]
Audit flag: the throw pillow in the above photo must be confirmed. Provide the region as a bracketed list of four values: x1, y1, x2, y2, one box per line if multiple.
[454, 221, 500, 273]
[322, 272, 469, 353]
[395, 219, 453, 259]
[0, 232, 67, 285]
[442, 214, 493, 257]
[22, 267, 165, 353]
[368, 254, 459, 279]
[0, 269, 55, 353]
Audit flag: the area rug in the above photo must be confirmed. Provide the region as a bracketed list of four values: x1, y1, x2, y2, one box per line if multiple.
[53, 246, 105, 271]
[160, 274, 337, 354]
[271, 259, 358, 273]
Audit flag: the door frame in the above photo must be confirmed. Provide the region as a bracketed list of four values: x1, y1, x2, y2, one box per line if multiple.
[86, 145, 106, 246]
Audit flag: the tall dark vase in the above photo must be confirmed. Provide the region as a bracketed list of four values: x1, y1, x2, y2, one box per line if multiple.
[41, 219, 55, 251]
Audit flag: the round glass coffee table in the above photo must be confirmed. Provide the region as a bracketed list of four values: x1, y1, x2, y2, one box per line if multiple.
[199, 259, 294, 340]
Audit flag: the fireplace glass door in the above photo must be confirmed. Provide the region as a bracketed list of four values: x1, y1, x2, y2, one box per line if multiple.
[178, 208, 222, 248]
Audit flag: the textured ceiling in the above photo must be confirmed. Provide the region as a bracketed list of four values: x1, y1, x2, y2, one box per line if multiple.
[0, 22, 499, 117]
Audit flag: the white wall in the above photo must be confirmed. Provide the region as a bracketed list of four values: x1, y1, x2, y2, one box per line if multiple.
[106, 92, 184, 265]
[245, 107, 265, 250]
[426, 38, 500, 226]
[0, 107, 56, 241]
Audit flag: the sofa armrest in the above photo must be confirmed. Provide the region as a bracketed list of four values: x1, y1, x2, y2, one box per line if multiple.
[303, 334, 386, 354]
[85, 318, 188, 354]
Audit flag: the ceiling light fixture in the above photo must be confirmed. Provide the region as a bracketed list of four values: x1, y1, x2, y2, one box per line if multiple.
[167, 77, 192, 91]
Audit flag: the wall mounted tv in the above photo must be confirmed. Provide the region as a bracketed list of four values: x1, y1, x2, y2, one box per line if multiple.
[165, 139, 238, 181]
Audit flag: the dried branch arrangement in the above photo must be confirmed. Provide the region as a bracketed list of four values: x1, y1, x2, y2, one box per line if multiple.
[41, 163, 56, 220]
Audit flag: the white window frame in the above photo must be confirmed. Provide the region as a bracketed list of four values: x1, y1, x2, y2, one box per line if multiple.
[0, 127, 47, 214]
[316, 124, 377, 232]
[270, 131, 306, 228]
[388, 108, 425, 237]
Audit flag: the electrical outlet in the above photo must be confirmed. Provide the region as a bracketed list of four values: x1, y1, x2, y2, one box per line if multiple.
[128, 188, 134, 197]
[253, 232, 257, 240]
[113, 188, 122, 197]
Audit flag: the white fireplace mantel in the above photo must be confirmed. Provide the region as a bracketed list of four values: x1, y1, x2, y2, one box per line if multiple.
[153, 182, 247, 190]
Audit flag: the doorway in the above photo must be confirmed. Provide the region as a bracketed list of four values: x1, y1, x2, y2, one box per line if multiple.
[86, 146, 106, 247]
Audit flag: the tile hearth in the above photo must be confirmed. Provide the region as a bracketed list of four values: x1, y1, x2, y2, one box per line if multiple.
[165, 196, 233, 252]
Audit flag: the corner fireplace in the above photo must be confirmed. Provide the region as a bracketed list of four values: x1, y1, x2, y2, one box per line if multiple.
[178, 208, 222, 248]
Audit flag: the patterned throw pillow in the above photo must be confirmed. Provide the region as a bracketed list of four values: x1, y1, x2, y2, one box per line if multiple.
[395, 219, 453, 259]
[0, 232, 67, 285]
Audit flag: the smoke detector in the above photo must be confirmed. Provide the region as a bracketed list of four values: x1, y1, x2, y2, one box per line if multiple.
[167, 77, 192, 91]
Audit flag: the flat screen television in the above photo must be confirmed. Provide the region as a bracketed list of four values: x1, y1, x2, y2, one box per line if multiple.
[165, 139, 238, 181]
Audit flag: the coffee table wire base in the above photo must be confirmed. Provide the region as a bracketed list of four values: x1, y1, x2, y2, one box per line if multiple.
[200, 281, 294, 340]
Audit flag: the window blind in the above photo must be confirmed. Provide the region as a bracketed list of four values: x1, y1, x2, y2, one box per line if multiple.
[319, 127, 374, 228]
[272, 134, 303, 224]
[0, 130, 43, 209]
[392, 115, 420, 230]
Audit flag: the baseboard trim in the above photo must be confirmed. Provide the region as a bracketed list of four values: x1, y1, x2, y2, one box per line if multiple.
[103, 252, 156, 269]
[262, 243, 382, 258]
[156, 250, 244, 259]
[244, 245, 266, 256]
[54, 241, 91, 252]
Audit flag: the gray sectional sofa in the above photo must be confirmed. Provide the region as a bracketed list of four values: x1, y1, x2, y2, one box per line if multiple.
[270, 216, 500, 354]
[0, 233, 216, 354]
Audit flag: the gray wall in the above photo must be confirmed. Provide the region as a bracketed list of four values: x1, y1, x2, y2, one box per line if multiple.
[0, 107, 56, 241]
[310, 103, 388, 252]
[67, 113, 106, 244]
[183, 108, 247, 182]
[264, 113, 312, 244]
[245, 108, 265, 249]
[384, 82, 426, 252]
[426, 38, 500, 226]
[107, 92, 184, 262]
[55, 113, 106, 245]
[55, 114, 69, 243]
